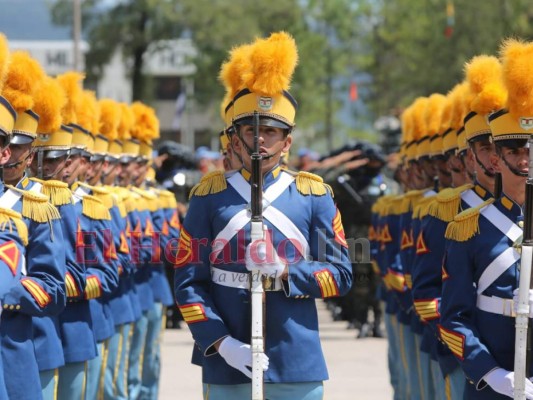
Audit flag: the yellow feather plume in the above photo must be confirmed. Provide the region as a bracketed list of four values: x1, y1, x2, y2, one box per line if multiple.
[500, 38, 533, 118]
[400, 105, 414, 143]
[99, 99, 121, 141]
[2, 51, 46, 113]
[77, 90, 100, 133]
[130, 102, 159, 142]
[56, 72, 84, 125]
[465, 55, 507, 115]
[448, 82, 471, 130]
[411, 97, 429, 141]
[243, 32, 298, 96]
[0, 34, 10, 93]
[220, 43, 253, 100]
[439, 94, 453, 133]
[34, 77, 67, 134]
[426, 93, 447, 136]
[118, 103, 133, 141]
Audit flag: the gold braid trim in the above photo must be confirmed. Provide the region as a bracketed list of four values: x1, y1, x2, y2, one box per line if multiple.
[399, 190, 425, 214]
[82, 195, 111, 220]
[6, 186, 61, 223]
[413, 196, 436, 219]
[445, 198, 495, 242]
[30, 178, 73, 206]
[295, 171, 332, 196]
[0, 207, 28, 246]
[189, 171, 227, 199]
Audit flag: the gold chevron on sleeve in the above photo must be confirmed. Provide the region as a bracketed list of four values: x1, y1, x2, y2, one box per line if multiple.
[414, 299, 440, 321]
[439, 325, 465, 360]
[21, 278, 51, 308]
[65, 272, 80, 298]
[84, 275, 102, 300]
[179, 303, 207, 324]
[314, 269, 340, 298]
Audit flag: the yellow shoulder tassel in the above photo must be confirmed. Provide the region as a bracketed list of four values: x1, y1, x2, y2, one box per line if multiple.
[428, 187, 460, 222]
[399, 190, 424, 214]
[388, 195, 405, 216]
[82, 195, 111, 220]
[0, 207, 28, 246]
[189, 170, 227, 199]
[295, 171, 332, 196]
[414, 196, 435, 219]
[31, 178, 73, 206]
[445, 198, 494, 242]
[6, 186, 61, 223]
[79, 182, 116, 210]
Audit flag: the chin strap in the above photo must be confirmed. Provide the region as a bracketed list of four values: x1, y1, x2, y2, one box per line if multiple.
[3, 151, 33, 169]
[501, 154, 528, 177]
[473, 150, 496, 178]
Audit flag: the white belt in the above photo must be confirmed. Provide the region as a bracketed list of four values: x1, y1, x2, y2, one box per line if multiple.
[211, 267, 282, 291]
[477, 294, 516, 317]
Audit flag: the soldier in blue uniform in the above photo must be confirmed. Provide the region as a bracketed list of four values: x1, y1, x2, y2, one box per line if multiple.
[100, 102, 138, 400]
[440, 38, 533, 399]
[0, 39, 67, 400]
[174, 32, 352, 400]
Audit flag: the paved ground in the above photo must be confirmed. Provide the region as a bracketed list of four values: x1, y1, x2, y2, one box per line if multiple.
[159, 302, 393, 399]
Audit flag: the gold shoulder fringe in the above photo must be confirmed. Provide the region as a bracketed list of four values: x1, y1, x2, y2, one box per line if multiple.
[6, 186, 61, 223]
[295, 171, 332, 196]
[31, 178, 73, 206]
[428, 187, 461, 222]
[131, 187, 158, 212]
[160, 190, 178, 209]
[445, 198, 495, 242]
[399, 190, 425, 214]
[387, 195, 406, 216]
[0, 207, 28, 246]
[189, 170, 227, 199]
[82, 195, 111, 220]
[413, 196, 436, 219]
[77, 182, 116, 210]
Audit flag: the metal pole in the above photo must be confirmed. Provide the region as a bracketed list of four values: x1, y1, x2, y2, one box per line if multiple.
[73, 0, 82, 71]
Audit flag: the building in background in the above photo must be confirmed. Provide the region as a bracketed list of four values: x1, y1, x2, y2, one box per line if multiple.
[0, 0, 205, 149]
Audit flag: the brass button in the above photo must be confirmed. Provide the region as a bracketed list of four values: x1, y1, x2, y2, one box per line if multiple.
[15, 305, 20, 310]
[519, 221, 524, 228]
[3, 304, 8, 309]
[9, 305, 14, 310]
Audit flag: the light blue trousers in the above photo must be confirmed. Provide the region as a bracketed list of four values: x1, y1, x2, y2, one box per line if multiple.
[86, 341, 107, 400]
[40, 368, 59, 400]
[384, 313, 406, 400]
[104, 324, 132, 400]
[202, 381, 323, 400]
[57, 361, 87, 400]
[140, 303, 164, 400]
[128, 313, 148, 400]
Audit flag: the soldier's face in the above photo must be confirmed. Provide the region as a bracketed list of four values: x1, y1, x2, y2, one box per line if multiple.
[233, 125, 291, 173]
[3, 143, 34, 183]
[0, 138, 11, 168]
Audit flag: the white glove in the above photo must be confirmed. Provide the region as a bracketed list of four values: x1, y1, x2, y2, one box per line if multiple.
[484, 368, 533, 398]
[512, 289, 533, 317]
[218, 336, 269, 378]
[245, 240, 286, 277]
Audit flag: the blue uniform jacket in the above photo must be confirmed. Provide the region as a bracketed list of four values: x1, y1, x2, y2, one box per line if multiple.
[174, 167, 352, 385]
[0, 181, 65, 399]
[440, 194, 525, 399]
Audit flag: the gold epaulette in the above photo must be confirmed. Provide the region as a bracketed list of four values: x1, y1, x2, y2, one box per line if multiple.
[189, 170, 227, 199]
[399, 190, 425, 214]
[130, 187, 158, 212]
[6, 186, 61, 223]
[374, 194, 393, 216]
[0, 207, 28, 246]
[159, 190, 178, 209]
[294, 171, 333, 197]
[107, 186, 129, 216]
[30, 178, 73, 206]
[82, 195, 111, 220]
[413, 196, 435, 219]
[444, 198, 495, 242]
[428, 184, 474, 223]
[387, 195, 406, 216]
[78, 182, 116, 210]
